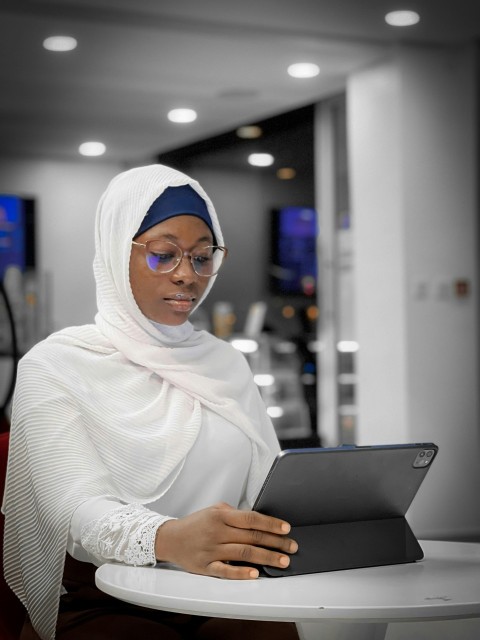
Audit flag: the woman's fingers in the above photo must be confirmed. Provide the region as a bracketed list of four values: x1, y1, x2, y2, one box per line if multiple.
[207, 560, 260, 580]
[226, 526, 298, 555]
[217, 504, 298, 554]
[227, 542, 292, 568]
[205, 540, 292, 579]
[220, 503, 292, 536]
[155, 503, 298, 578]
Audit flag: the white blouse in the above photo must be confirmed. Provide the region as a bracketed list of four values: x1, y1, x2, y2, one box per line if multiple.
[68, 407, 252, 567]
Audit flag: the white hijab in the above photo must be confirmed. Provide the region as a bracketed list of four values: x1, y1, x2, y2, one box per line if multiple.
[3, 164, 279, 639]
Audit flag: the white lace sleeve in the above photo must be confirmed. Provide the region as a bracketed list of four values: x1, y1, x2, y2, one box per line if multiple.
[80, 503, 174, 566]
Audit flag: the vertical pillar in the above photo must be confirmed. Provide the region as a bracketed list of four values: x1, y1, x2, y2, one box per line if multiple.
[347, 44, 480, 539]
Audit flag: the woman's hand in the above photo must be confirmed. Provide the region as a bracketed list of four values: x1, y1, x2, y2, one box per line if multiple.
[154, 502, 298, 579]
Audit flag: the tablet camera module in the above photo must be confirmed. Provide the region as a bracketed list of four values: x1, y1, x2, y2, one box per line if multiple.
[413, 449, 435, 468]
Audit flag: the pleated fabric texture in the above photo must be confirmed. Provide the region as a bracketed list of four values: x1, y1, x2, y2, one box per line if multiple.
[2, 164, 279, 639]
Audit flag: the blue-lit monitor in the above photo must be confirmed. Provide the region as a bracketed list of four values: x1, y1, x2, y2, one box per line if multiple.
[0, 195, 35, 280]
[269, 206, 317, 296]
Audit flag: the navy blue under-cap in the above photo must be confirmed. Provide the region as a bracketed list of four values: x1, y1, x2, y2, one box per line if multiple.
[134, 184, 216, 242]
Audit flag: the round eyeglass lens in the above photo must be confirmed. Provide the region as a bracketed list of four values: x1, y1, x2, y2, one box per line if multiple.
[145, 242, 181, 273]
[145, 241, 225, 276]
[191, 246, 224, 276]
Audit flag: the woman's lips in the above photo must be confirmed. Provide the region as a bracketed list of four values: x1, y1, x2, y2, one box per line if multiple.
[164, 293, 196, 312]
[173, 293, 195, 301]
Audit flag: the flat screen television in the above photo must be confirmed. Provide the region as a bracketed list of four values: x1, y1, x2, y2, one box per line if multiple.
[0, 195, 35, 280]
[269, 206, 317, 296]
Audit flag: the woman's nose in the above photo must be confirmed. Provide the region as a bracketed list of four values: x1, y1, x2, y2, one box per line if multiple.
[172, 255, 196, 282]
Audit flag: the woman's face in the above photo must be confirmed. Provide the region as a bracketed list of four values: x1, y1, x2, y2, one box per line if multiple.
[129, 215, 213, 325]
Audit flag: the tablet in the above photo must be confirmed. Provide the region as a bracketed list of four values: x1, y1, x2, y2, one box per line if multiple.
[253, 442, 438, 576]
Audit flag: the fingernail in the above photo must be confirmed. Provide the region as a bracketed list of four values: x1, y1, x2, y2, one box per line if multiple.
[281, 523, 291, 533]
[249, 569, 259, 579]
[290, 541, 298, 553]
[280, 555, 290, 567]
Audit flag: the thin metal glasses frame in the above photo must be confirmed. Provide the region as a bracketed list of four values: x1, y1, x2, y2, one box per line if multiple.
[131, 240, 228, 277]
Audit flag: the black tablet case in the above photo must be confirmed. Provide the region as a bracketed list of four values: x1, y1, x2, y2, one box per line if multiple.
[253, 443, 438, 577]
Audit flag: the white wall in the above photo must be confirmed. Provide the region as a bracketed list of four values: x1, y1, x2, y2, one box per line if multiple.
[0, 158, 127, 403]
[0, 158, 126, 332]
[347, 44, 479, 540]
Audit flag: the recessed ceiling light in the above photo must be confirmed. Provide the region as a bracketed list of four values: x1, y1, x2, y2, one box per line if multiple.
[287, 63, 320, 79]
[385, 10, 420, 27]
[267, 405, 284, 419]
[337, 340, 359, 353]
[78, 141, 106, 157]
[43, 36, 77, 52]
[277, 167, 296, 180]
[248, 153, 274, 167]
[167, 108, 197, 123]
[230, 338, 259, 353]
[236, 125, 263, 139]
[253, 374, 275, 387]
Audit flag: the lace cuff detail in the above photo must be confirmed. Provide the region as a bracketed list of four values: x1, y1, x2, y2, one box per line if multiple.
[81, 503, 174, 566]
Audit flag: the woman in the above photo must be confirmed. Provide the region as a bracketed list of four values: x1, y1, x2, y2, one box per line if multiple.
[3, 165, 299, 639]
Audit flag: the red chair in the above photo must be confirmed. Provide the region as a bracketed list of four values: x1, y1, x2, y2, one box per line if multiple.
[0, 431, 26, 639]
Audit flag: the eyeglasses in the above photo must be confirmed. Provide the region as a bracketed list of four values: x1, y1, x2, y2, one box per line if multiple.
[131, 240, 228, 277]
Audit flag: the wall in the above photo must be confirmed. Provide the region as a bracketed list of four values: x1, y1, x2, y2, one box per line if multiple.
[0, 158, 125, 402]
[347, 44, 479, 540]
[0, 158, 126, 329]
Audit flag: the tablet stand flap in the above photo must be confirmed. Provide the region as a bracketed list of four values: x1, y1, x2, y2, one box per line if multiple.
[264, 516, 424, 577]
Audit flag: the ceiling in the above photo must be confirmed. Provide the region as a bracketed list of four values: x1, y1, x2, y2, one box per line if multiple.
[1, 0, 479, 164]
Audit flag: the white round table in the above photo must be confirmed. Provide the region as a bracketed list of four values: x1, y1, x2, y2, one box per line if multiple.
[95, 540, 480, 640]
